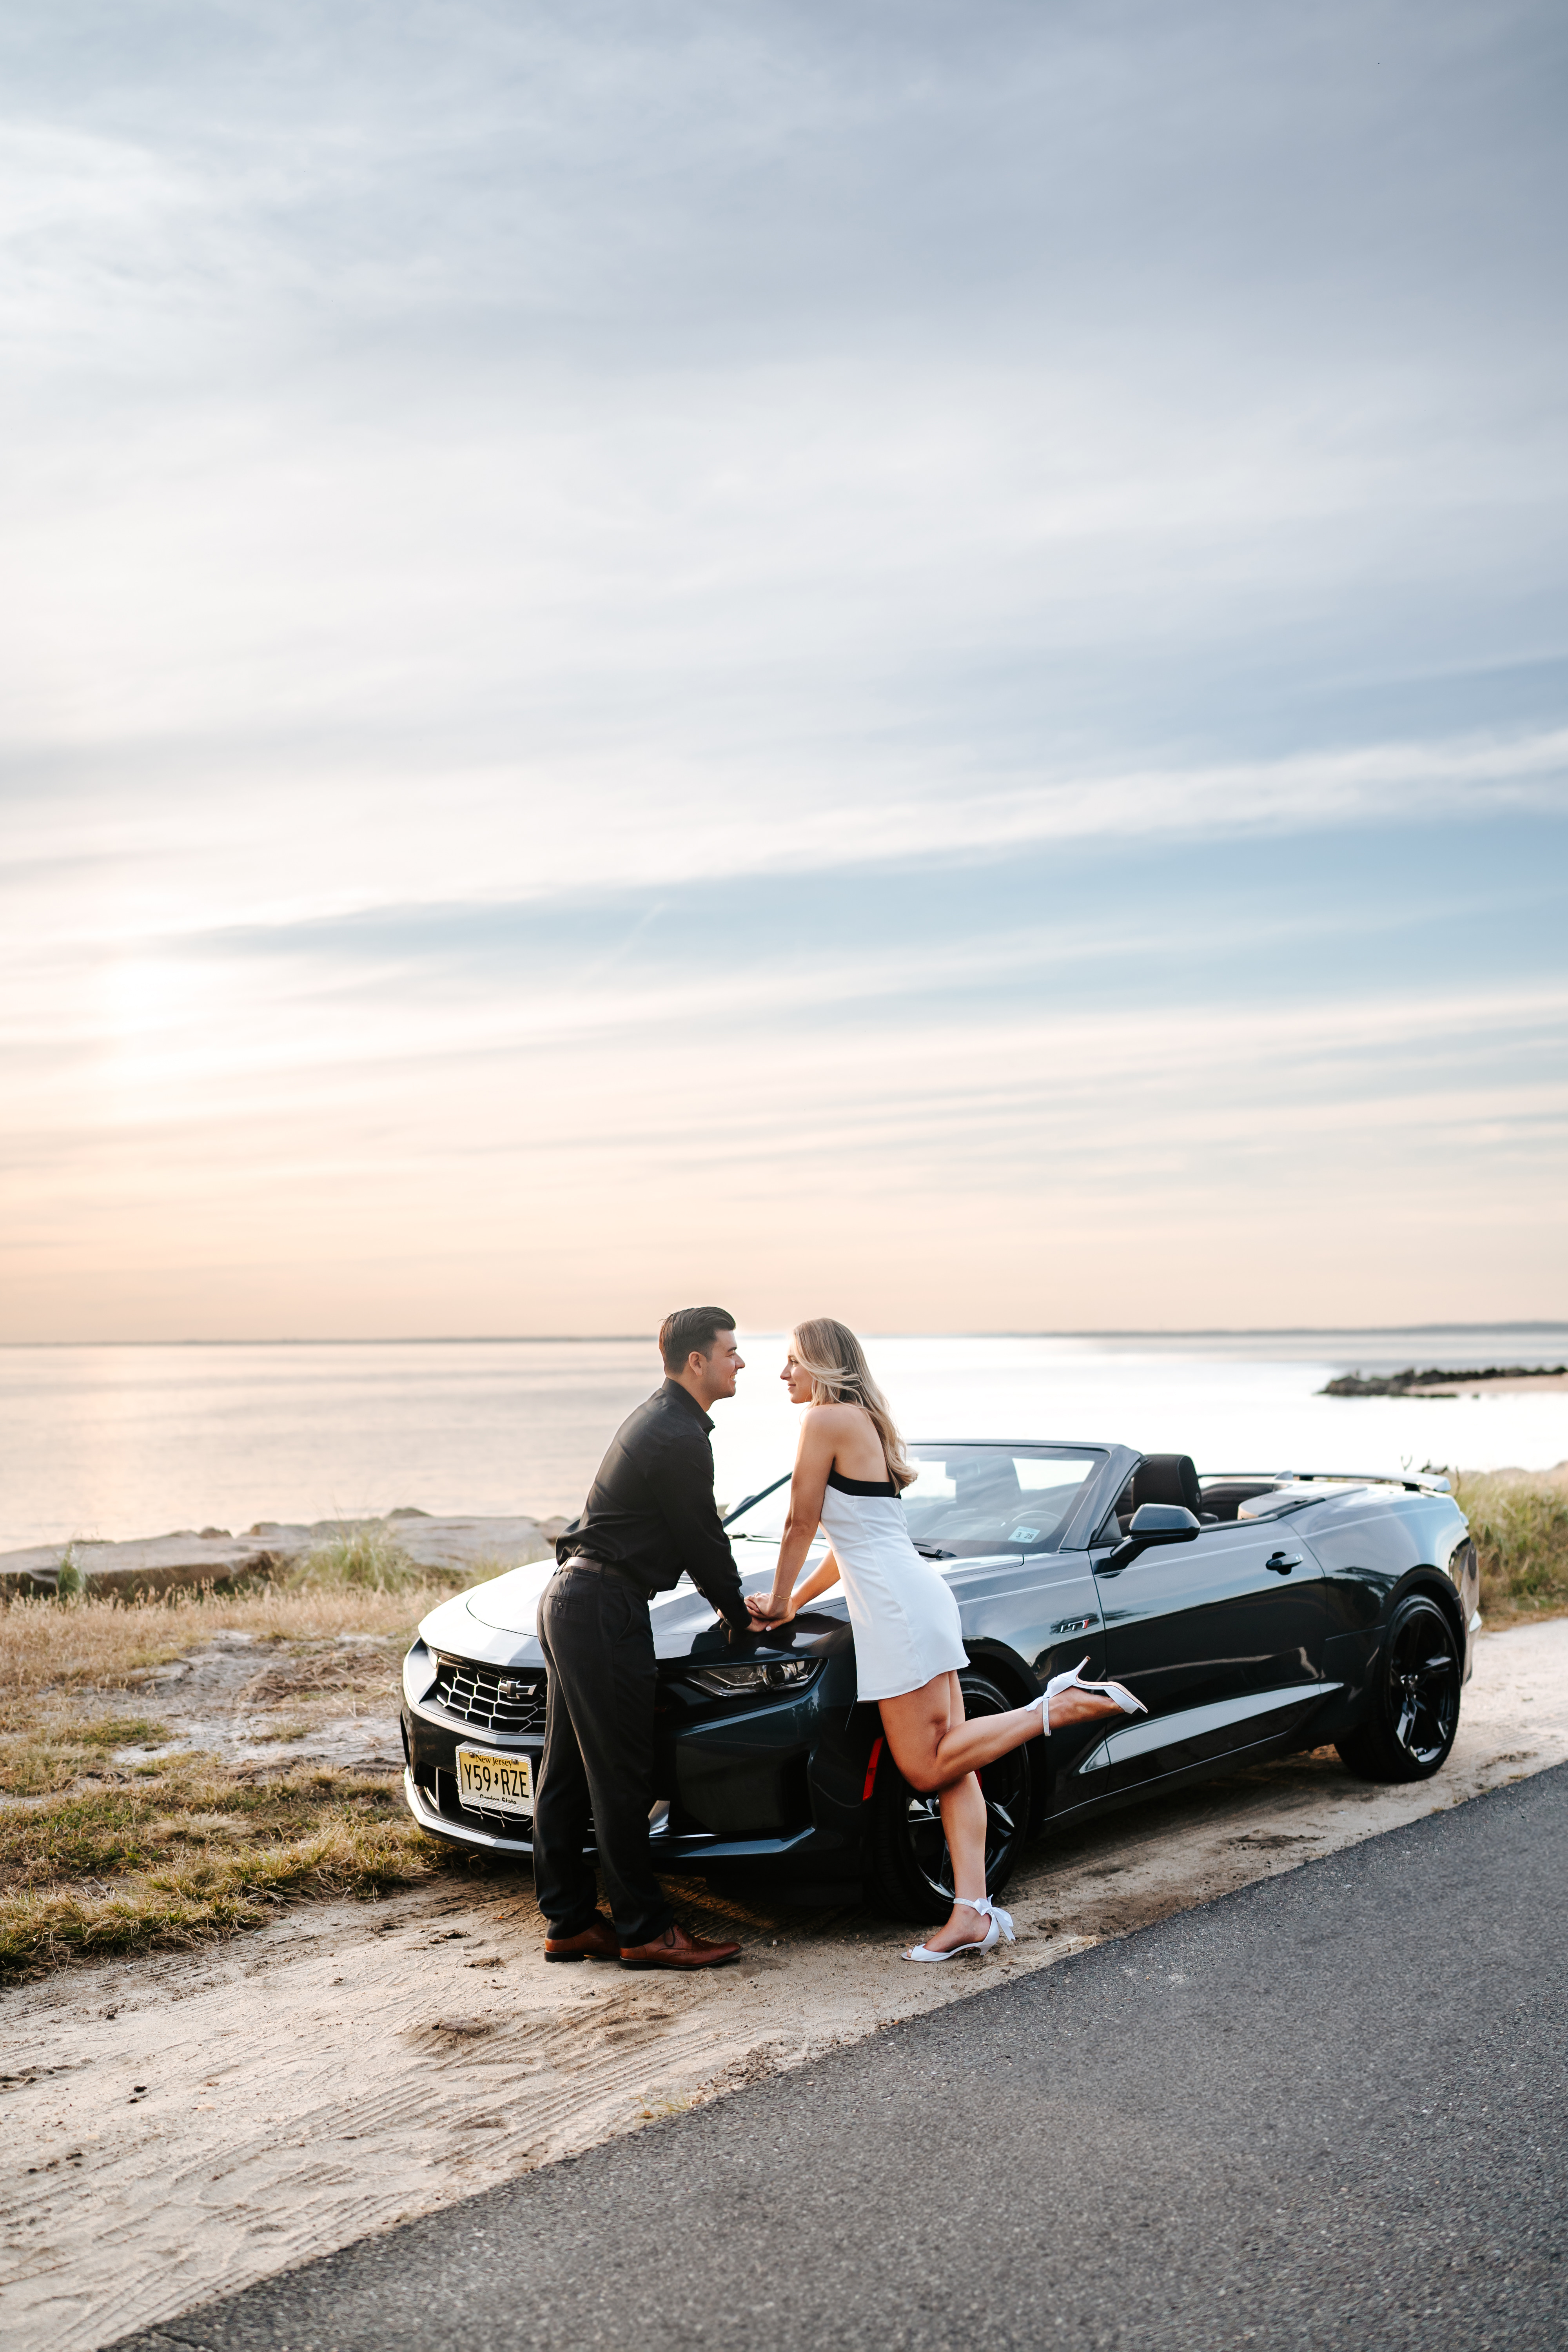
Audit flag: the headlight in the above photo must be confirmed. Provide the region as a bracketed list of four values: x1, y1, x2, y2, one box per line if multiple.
[686, 1659, 820, 1698]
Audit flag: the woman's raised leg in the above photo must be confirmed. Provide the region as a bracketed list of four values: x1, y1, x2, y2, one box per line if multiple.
[879, 1670, 1124, 1793]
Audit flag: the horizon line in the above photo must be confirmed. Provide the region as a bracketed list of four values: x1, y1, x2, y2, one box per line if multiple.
[2, 1322, 1566, 1349]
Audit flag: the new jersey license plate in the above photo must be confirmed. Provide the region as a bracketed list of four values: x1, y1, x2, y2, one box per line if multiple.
[455, 1746, 534, 1816]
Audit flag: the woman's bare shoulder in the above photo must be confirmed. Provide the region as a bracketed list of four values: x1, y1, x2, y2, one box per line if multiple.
[797, 1402, 859, 1446]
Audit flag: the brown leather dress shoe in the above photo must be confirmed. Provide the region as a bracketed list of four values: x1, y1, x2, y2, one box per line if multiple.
[619, 1920, 742, 1969]
[544, 1915, 622, 1963]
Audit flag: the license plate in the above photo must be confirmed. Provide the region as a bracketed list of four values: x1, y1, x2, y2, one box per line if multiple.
[456, 1746, 534, 1816]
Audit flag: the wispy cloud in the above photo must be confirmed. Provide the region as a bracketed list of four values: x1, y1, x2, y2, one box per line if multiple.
[6, 723, 1566, 952]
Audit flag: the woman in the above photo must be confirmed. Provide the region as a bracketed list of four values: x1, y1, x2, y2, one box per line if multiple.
[748, 1317, 1143, 1959]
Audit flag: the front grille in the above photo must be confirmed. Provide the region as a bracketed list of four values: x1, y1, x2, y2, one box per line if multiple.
[432, 1656, 547, 1736]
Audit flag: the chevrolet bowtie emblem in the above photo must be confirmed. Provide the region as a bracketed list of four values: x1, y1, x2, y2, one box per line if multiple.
[497, 1677, 535, 1700]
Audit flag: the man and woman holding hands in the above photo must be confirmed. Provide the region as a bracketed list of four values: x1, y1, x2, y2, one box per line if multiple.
[533, 1306, 1140, 1969]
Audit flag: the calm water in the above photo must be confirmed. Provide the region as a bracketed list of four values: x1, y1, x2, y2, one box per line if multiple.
[1, 1328, 1565, 1555]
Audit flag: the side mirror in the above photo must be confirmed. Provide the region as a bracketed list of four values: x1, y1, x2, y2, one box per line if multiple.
[1129, 1504, 1201, 1534]
[1103, 1503, 1202, 1573]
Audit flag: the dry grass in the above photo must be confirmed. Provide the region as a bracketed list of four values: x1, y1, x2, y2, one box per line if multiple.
[0, 1753, 460, 1976]
[1457, 1472, 1568, 1626]
[240, 1645, 395, 1705]
[0, 1581, 457, 1706]
[0, 1577, 499, 1976]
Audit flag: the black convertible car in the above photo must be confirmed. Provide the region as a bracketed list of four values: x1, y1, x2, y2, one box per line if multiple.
[400, 1442, 1477, 1922]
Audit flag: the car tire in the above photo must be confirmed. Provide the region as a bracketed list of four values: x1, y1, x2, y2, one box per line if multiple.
[861, 1666, 1033, 1924]
[1335, 1591, 1463, 1782]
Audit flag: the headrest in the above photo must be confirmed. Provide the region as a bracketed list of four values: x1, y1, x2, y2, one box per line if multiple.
[1131, 1454, 1202, 1516]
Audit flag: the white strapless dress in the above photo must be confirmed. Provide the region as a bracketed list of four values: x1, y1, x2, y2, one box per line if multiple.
[817, 1468, 967, 1703]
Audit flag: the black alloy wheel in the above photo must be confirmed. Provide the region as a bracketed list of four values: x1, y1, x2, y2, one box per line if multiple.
[1335, 1591, 1463, 1782]
[862, 1666, 1032, 1924]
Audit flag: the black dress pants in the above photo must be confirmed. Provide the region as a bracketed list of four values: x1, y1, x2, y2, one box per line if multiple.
[532, 1559, 673, 1948]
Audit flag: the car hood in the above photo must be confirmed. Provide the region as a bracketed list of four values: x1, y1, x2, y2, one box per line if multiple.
[416, 1546, 852, 1670]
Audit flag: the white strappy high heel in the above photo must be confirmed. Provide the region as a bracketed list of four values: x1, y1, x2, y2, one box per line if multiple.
[1033, 1656, 1147, 1732]
[906, 1894, 1017, 1963]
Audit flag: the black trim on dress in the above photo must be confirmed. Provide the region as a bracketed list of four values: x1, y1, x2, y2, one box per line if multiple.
[826, 1465, 897, 1497]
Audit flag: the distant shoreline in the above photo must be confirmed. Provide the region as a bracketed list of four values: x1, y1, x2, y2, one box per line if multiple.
[1322, 1365, 1568, 1398]
[3, 1323, 1567, 1350]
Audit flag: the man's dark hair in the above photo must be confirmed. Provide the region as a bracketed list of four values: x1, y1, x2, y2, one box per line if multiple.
[659, 1306, 736, 1374]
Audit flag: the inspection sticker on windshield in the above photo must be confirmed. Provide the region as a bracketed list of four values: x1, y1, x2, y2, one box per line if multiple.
[456, 1747, 534, 1816]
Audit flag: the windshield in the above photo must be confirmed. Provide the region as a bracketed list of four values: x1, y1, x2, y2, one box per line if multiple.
[724, 1447, 1104, 1556]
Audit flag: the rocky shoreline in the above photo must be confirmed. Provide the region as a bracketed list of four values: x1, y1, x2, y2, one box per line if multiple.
[1320, 1363, 1568, 1398]
[0, 1508, 568, 1601]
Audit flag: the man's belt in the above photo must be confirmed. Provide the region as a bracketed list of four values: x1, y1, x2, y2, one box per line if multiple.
[560, 1553, 653, 1597]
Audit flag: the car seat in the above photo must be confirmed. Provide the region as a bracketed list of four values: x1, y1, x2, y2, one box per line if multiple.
[1116, 1452, 1209, 1532]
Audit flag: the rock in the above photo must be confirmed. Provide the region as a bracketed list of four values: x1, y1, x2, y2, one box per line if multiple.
[1320, 1364, 1568, 1398]
[0, 1512, 557, 1598]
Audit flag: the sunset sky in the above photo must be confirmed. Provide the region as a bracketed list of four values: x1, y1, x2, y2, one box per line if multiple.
[4, 0, 1566, 1339]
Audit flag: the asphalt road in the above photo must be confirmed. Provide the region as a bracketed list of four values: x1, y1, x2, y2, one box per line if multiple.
[114, 1763, 1568, 2352]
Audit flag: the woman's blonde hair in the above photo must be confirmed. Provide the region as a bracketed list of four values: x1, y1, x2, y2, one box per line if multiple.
[788, 1317, 916, 1491]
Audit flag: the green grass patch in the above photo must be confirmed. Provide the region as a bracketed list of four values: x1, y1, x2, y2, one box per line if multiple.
[0, 1753, 466, 1976]
[0, 1715, 173, 1797]
[287, 1523, 423, 1593]
[1, 1754, 388, 1889]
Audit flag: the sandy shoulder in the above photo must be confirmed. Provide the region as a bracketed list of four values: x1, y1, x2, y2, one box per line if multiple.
[3, 1620, 1565, 2352]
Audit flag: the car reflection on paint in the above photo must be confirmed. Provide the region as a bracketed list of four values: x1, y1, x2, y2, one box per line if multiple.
[399, 1442, 1477, 1923]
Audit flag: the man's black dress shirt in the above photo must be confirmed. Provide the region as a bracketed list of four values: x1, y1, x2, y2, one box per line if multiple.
[556, 1380, 749, 1632]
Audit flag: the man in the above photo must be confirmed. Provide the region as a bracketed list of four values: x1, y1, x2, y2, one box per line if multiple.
[532, 1307, 750, 1970]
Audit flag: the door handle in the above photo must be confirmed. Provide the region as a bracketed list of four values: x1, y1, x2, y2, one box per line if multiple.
[1265, 1552, 1302, 1574]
